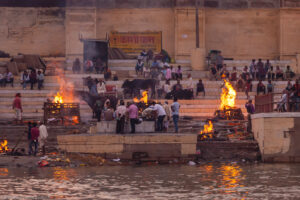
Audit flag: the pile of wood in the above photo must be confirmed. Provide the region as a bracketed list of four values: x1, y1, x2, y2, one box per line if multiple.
[198, 120, 252, 141]
[0, 54, 46, 75]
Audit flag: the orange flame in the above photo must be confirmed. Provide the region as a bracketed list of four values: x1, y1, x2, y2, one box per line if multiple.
[0, 140, 8, 152]
[72, 116, 79, 124]
[199, 121, 214, 139]
[52, 68, 74, 104]
[133, 91, 148, 104]
[53, 92, 63, 103]
[220, 79, 236, 110]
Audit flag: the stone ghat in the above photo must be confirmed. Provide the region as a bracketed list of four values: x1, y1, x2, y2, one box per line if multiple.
[57, 134, 197, 161]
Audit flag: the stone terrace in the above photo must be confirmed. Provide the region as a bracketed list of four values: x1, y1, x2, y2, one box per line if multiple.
[0, 58, 294, 121]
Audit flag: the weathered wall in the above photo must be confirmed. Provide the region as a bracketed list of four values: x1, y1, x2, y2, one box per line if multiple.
[280, 9, 300, 59]
[0, 7, 65, 57]
[65, 7, 96, 61]
[96, 8, 175, 57]
[205, 9, 280, 59]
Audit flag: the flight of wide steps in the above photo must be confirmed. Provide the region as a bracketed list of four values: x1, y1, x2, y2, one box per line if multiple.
[0, 58, 294, 121]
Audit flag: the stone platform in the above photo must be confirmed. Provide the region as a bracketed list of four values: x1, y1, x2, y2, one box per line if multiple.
[57, 134, 197, 160]
[96, 121, 155, 133]
[252, 113, 300, 162]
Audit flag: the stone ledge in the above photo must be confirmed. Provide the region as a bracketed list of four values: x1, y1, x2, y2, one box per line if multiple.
[251, 112, 300, 119]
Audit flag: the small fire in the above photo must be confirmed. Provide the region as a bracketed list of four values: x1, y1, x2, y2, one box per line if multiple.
[54, 92, 63, 103]
[133, 91, 148, 104]
[72, 116, 79, 124]
[199, 120, 214, 139]
[0, 140, 8, 152]
[220, 79, 236, 110]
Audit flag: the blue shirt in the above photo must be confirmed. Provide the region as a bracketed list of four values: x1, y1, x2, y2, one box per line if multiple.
[171, 102, 180, 116]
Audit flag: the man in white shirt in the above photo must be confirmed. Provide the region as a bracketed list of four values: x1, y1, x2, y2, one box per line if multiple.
[152, 102, 166, 132]
[115, 100, 127, 134]
[38, 122, 48, 155]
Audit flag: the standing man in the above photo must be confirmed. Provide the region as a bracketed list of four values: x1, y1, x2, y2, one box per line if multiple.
[12, 93, 22, 124]
[245, 100, 255, 132]
[115, 100, 127, 134]
[153, 102, 166, 132]
[171, 97, 180, 133]
[38, 122, 48, 155]
[127, 102, 139, 133]
[216, 51, 224, 71]
[29, 122, 39, 156]
[37, 70, 44, 90]
[162, 101, 171, 132]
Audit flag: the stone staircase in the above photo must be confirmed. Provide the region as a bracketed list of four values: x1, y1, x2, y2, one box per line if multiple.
[0, 58, 294, 122]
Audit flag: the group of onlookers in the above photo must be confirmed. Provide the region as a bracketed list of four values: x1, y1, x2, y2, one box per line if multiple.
[0, 69, 14, 87]
[95, 97, 181, 134]
[20, 69, 44, 90]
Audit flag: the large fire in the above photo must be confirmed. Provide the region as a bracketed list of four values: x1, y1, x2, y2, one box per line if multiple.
[52, 69, 74, 104]
[199, 120, 214, 139]
[220, 79, 236, 110]
[133, 91, 148, 104]
[0, 140, 8, 153]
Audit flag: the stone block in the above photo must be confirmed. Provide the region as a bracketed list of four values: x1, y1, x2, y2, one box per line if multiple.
[181, 144, 196, 155]
[96, 121, 155, 133]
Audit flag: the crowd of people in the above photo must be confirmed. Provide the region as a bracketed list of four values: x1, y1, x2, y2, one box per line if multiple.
[94, 97, 181, 134]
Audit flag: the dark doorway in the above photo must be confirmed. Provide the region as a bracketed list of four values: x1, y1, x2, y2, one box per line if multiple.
[83, 40, 108, 68]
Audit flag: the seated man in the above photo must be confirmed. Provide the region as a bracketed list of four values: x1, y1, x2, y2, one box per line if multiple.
[172, 79, 182, 91]
[236, 75, 244, 92]
[196, 79, 205, 96]
[285, 65, 295, 80]
[275, 66, 284, 80]
[257, 80, 266, 95]
[5, 69, 14, 87]
[0, 73, 4, 87]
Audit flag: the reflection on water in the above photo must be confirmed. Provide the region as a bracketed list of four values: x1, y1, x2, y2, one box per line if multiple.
[0, 163, 300, 199]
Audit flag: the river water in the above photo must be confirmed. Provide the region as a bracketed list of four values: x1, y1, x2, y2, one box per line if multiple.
[0, 163, 300, 199]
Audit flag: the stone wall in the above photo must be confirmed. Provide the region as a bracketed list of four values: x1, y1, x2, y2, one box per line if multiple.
[0, 7, 65, 57]
[252, 113, 300, 162]
[2, 1, 300, 61]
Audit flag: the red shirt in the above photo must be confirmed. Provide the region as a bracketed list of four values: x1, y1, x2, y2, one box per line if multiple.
[31, 127, 40, 140]
[13, 97, 22, 109]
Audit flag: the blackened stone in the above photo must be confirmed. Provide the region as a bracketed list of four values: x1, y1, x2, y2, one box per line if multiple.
[251, 1, 276, 8]
[204, 0, 219, 8]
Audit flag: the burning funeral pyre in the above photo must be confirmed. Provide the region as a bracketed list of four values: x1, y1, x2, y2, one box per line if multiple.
[0, 140, 9, 153]
[199, 79, 250, 141]
[44, 71, 80, 125]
